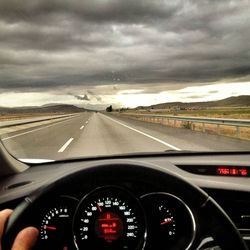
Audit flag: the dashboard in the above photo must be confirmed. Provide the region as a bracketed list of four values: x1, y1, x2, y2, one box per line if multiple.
[0, 152, 250, 250]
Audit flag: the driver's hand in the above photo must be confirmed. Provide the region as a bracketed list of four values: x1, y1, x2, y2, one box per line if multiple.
[0, 209, 39, 250]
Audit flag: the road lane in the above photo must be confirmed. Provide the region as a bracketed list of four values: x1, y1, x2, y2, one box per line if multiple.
[64, 112, 169, 158]
[104, 115, 181, 150]
[1, 112, 250, 161]
[1, 112, 92, 160]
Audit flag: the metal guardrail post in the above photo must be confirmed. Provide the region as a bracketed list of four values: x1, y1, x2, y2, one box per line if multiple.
[236, 126, 240, 138]
[217, 124, 220, 135]
[202, 123, 205, 132]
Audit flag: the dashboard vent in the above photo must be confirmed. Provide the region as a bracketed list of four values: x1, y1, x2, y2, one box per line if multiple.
[4, 181, 32, 190]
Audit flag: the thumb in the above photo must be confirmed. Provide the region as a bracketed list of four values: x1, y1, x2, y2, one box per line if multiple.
[11, 227, 38, 250]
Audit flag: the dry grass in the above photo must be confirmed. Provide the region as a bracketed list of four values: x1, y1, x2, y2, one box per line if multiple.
[0, 112, 65, 121]
[128, 107, 250, 119]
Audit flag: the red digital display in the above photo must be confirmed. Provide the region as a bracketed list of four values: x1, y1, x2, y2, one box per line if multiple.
[96, 212, 123, 243]
[217, 167, 248, 176]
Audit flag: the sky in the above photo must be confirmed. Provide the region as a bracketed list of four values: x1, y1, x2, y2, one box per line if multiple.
[0, 0, 250, 109]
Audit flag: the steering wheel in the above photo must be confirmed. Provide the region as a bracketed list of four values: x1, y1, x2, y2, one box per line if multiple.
[3, 160, 248, 250]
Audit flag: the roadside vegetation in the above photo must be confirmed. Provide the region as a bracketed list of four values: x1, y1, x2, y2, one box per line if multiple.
[125, 107, 250, 119]
[0, 113, 66, 121]
[119, 107, 250, 140]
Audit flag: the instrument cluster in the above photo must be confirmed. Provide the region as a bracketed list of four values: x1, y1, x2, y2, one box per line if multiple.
[35, 186, 196, 250]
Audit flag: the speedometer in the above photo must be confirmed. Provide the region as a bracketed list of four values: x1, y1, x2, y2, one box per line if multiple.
[73, 186, 146, 250]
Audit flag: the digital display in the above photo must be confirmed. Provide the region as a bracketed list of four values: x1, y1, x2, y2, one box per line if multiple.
[178, 165, 250, 177]
[217, 167, 248, 176]
[96, 212, 123, 242]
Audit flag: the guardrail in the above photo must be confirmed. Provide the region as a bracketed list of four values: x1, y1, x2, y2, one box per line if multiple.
[0, 113, 78, 129]
[119, 113, 250, 139]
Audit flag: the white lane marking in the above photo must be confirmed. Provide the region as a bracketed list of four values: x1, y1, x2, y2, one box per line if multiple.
[104, 115, 181, 151]
[80, 125, 85, 130]
[58, 138, 74, 153]
[2, 117, 78, 141]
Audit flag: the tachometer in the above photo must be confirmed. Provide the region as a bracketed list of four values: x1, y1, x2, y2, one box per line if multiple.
[73, 186, 146, 250]
[38, 196, 78, 250]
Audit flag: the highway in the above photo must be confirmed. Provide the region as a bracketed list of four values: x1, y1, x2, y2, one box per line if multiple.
[1, 112, 250, 161]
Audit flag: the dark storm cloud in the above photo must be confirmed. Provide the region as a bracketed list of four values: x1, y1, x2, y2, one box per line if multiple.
[0, 0, 178, 24]
[0, 0, 250, 91]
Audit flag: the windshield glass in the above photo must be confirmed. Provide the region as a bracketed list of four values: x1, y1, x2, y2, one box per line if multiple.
[0, 0, 250, 162]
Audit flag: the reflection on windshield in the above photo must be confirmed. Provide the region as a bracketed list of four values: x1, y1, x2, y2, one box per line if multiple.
[0, 0, 250, 161]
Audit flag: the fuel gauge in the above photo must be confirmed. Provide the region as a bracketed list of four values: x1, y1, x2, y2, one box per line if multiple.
[141, 192, 196, 250]
[158, 205, 176, 237]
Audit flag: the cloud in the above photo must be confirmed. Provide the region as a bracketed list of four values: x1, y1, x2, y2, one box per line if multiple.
[0, 0, 250, 98]
[73, 94, 90, 101]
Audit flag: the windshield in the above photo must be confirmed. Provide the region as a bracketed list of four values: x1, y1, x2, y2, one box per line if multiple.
[0, 0, 250, 162]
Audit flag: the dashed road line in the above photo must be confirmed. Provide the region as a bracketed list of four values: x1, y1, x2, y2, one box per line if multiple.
[58, 138, 74, 153]
[104, 115, 181, 151]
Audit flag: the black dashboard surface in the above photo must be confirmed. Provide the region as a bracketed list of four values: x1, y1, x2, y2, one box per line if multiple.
[1, 152, 250, 204]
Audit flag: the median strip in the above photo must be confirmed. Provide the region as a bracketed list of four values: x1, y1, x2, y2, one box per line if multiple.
[58, 138, 74, 153]
[1, 116, 78, 141]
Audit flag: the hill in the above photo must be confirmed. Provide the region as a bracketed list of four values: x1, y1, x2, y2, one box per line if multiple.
[0, 104, 86, 114]
[136, 95, 250, 110]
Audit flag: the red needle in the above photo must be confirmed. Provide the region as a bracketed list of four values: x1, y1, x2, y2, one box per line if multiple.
[97, 204, 102, 212]
[160, 219, 173, 225]
[44, 226, 57, 230]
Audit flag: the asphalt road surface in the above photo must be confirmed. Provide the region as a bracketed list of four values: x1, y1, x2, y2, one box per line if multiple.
[1, 112, 250, 161]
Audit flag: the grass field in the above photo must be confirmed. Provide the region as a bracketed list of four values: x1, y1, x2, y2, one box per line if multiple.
[130, 107, 250, 119]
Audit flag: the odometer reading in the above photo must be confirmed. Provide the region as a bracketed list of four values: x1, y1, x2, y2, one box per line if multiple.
[73, 186, 146, 250]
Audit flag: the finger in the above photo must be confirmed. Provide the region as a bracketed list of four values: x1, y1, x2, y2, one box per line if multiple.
[0, 209, 13, 239]
[11, 227, 39, 250]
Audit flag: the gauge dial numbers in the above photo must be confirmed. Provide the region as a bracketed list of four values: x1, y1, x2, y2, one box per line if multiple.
[38, 196, 78, 250]
[141, 193, 196, 250]
[73, 186, 146, 250]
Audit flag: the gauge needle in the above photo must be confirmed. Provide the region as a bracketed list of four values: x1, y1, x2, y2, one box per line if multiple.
[97, 204, 102, 212]
[44, 226, 57, 230]
[160, 219, 173, 225]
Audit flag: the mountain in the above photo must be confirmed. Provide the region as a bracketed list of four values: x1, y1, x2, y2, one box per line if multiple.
[136, 95, 250, 110]
[0, 104, 86, 114]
